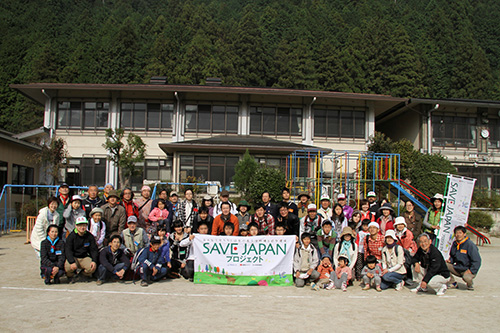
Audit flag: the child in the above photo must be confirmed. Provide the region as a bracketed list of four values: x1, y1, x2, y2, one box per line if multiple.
[359, 199, 375, 222]
[316, 220, 336, 259]
[316, 254, 334, 289]
[192, 206, 213, 235]
[148, 199, 170, 234]
[331, 203, 348, 239]
[89, 207, 106, 249]
[157, 226, 172, 276]
[168, 220, 189, 277]
[248, 222, 259, 236]
[333, 227, 358, 273]
[40, 225, 65, 284]
[275, 222, 286, 236]
[223, 221, 235, 236]
[239, 224, 249, 236]
[355, 219, 371, 280]
[236, 200, 251, 229]
[63, 195, 85, 236]
[327, 255, 352, 291]
[293, 232, 320, 288]
[348, 211, 361, 230]
[201, 195, 215, 217]
[180, 221, 209, 281]
[361, 255, 382, 291]
[137, 235, 167, 287]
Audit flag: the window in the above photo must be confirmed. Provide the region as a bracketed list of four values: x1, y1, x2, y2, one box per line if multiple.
[12, 164, 34, 194]
[433, 115, 476, 148]
[121, 102, 174, 131]
[314, 108, 365, 138]
[488, 118, 500, 148]
[185, 104, 238, 134]
[130, 158, 173, 191]
[0, 161, 7, 191]
[57, 101, 109, 129]
[250, 106, 302, 136]
[179, 155, 239, 187]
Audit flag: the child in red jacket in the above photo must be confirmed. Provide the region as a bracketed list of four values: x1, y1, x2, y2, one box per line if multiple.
[316, 255, 334, 289]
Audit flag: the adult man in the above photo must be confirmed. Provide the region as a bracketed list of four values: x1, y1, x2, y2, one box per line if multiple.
[56, 183, 71, 236]
[82, 185, 104, 220]
[337, 193, 353, 220]
[101, 190, 127, 241]
[364, 222, 385, 261]
[299, 204, 323, 247]
[367, 191, 379, 212]
[97, 235, 130, 285]
[65, 216, 98, 283]
[213, 190, 238, 216]
[212, 202, 239, 236]
[262, 191, 278, 220]
[411, 233, 450, 296]
[102, 183, 114, 202]
[134, 185, 153, 231]
[169, 191, 179, 218]
[276, 202, 300, 236]
[121, 216, 149, 255]
[447, 226, 481, 290]
[317, 195, 333, 220]
[297, 191, 311, 219]
[250, 203, 275, 235]
[281, 187, 298, 216]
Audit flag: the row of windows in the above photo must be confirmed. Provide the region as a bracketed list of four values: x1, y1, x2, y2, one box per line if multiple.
[432, 115, 477, 148]
[56, 101, 367, 138]
[0, 161, 35, 194]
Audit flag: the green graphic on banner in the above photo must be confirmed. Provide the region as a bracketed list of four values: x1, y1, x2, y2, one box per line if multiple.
[194, 272, 293, 286]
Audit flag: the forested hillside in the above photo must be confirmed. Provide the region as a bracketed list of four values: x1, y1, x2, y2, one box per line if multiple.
[1, 0, 499, 133]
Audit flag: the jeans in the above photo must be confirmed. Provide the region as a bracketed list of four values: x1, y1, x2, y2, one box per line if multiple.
[295, 270, 320, 287]
[97, 262, 126, 281]
[140, 264, 167, 282]
[380, 272, 405, 290]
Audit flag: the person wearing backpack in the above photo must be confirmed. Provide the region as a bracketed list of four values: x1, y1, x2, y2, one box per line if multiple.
[380, 230, 406, 291]
[134, 185, 153, 233]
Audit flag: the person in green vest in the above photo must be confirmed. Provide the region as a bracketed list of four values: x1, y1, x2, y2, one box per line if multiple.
[423, 194, 444, 240]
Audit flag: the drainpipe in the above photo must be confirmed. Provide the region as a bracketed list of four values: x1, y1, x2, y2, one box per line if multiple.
[306, 97, 317, 144]
[174, 92, 181, 141]
[41, 89, 54, 138]
[427, 104, 439, 154]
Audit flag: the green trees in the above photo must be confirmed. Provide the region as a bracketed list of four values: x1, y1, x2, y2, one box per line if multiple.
[248, 167, 287, 205]
[33, 137, 69, 185]
[233, 150, 258, 199]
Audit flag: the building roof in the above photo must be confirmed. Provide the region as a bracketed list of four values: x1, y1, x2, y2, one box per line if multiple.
[0, 130, 42, 151]
[159, 135, 332, 155]
[12, 126, 50, 140]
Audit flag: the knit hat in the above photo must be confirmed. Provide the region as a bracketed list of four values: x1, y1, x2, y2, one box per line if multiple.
[75, 216, 88, 225]
[368, 222, 379, 229]
[393, 216, 406, 227]
[141, 185, 151, 192]
[385, 229, 398, 241]
[340, 226, 356, 238]
[127, 215, 138, 224]
[297, 191, 310, 200]
[90, 207, 104, 217]
[367, 191, 376, 198]
[307, 203, 317, 212]
[107, 190, 120, 199]
[378, 203, 394, 212]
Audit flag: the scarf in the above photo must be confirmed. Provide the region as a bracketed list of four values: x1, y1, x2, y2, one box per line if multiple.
[46, 236, 59, 253]
[456, 236, 469, 250]
[339, 240, 352, 258]
[387, 242, 397, 249]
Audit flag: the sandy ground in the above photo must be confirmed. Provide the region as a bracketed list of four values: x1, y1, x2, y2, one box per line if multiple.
[0, 232, 499, 332]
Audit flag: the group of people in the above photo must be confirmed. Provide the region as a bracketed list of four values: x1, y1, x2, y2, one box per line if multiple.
[30, 184, 482, 294]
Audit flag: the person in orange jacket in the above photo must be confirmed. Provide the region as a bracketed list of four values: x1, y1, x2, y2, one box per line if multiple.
[211, 202, 239, 236]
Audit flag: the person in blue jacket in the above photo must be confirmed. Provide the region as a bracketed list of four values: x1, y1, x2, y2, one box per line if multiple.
[137, 235, 168, 287]
[97, 235, 130, 285]
[446, 226, 481, 290]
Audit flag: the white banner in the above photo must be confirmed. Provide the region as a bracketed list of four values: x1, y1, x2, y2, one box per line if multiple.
[437, 175, 476, 259]
[193, 234, 295, 286]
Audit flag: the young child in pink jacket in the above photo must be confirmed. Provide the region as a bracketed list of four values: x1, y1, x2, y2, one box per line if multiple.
[327, 255, 352, 291]
[148, 199, 170, 234]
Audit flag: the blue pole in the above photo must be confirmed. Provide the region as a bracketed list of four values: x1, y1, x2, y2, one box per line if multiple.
[397, 153, 401, 215]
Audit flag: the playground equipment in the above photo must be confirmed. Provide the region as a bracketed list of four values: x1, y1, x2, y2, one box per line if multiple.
[286, 150, 401, 213]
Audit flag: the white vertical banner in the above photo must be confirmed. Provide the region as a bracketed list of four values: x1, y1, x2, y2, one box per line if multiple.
[437, 175, 476, 259]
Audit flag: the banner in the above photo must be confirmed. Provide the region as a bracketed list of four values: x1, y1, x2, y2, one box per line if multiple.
[437, 175, 476, 259]
[193, 234, 295, 286]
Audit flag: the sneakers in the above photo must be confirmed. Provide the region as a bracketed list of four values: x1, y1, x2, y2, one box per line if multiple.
[450, 282, 458, 289]
[395, 281, 404, 291]
[341, 282, 347, 292]
[362, 284, 371, 291]
[311, 282, 320, 291]
[325, 282, 335, 290]
[411, 285, 427, 293]
[140, 280, 148, 287]
[467, 285, 474, 291]
[436, 284, 447, 296]
[96, 280, 104, 286]
[375, 285, 382, 292]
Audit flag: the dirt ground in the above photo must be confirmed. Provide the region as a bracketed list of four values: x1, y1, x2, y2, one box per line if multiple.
[0, 232, 499, 332]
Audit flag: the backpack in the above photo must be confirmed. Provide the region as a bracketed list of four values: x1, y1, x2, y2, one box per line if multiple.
[131, 247, 146, 272]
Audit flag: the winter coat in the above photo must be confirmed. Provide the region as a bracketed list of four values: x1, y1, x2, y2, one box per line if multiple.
[449, 237, 481, 274]
[148, 207, 169, 222]
[82, 196, 104, 220]
[101, 203, 127, 239]
[276, 213, 300, 237]
[193, 215, 214, 234]
[333, 241, 358, 271]
[121, 199, 139, 218]
[99, 246, 130, 272]
[403, 210, 422, 237]
[212, 214, 239, 236]
[31, 207, 60, 251]
[40, 237, 65, 269]
[63, 205, 85, 233]
[65, 230, 99, 264]
[293, 244, 319, 273]
[411, 244, 450, 283]
[395, 229, 418, 255]
[178, 199, 198, 228]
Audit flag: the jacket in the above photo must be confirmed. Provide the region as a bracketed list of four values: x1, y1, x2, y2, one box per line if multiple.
[212, 214, 239, 236]
[82, 196, 104, 220]
[178, 199, 198, 228]
[89, 219, 106, 248]
[65, 230, 99, 264]
[317, 207, 333, 220]
[193, 215, 214, 234]
[63, 206, 85, 232]
[56, 195, 70, 226]
[361, 264, 382, 278]
[264, 202, 278, 220]
[283, 201, 298, 217]
[360, 210, 375, 222]
[342, 205, 354, 220]
[148, 207, 169, 222]
[381, 245, 406, 275]
[317, 229, 336, 257]
[276, 213, 300, 236]
[297, 201, 310, 219]
[99, 246, 130, 272]
[249, 213, 275, 235]
[335, 266, 352, 280]
[121, 199, 139, 218]
[40, 237, 65, 269]
[101, 203, 127, 239]
[403, 211, 422, 237]
[236, 212, 250, 228]
[299, 215, 322, 239]
[169, 232, 190, 263]
[376, 215, 394, 235]
[333, 241, 358, 270]
[317, 263, 334, 280]
[411, 244, 450, 283]
[138, 245, 163, 270]
[395, 229, 418, 254]
[31, 207, 60, 251]
[293, 244, 319, 273]
[134, 197, 153, 229]
[122, 227, 149, 254]
[449, 237, 481, 274]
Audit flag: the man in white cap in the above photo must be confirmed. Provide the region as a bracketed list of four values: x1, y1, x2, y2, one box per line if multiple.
[134, 185, 153, 231]
[299, 203, 323, 248]
[65, 216, 98, 283]
[367, 191, 380, 216]
[317, 195, 332, 220]
[213, 190, 238, 216]
[337, 193, 353, 220]
[364, 222, 385, 262]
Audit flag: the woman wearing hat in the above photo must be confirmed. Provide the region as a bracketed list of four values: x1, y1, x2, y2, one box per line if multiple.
[333, 227, 358, 273]
[380, 230, 406, 291]
[297, 192, 311, 219]
[63, 195, 85, 238]
[236, 200, 251, 229]
[201, 195, 215, 217]
[423, 194, 444, 237]
[376, 203, 395, 235]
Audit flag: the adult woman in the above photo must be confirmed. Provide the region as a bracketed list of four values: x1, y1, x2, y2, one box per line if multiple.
[31, 197, 60, 256]
[359, 199, 375, 223]
[121, 187, 139, 218]
[40, 225, 65, 284]
[178, 188, 198, 233]
[380, 230, 406, 290]
[423, 194, 444, 238]
[376, 203, 395, 235]
[201, 195, 214, 217]
[333, 227, 358, 273]
[403, 200, 422, 238]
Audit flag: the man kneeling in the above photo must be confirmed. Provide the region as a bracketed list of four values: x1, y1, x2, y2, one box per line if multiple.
[137, 235, 167, 287]
[65, 216, 98, 283]
[446, 226, 481, 290]
[97, 235, 130, 285]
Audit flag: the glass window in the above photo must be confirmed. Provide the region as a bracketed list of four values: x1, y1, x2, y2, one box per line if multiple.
[250, 106, 302, 136]
[314, 108, 365, 139]
[184, 104, 238, 134]
[121, 102, 174, 131]
[0, 161, 7, 191]
[327, 110, 339, 137]
[179, 154, 241, 187]
[340, 111, 353, 138]
[314, 109, 327, 137]
[57, 101, 108, 130]
[12, 164, 34, 194]
[198, 105, 211, 131]
[250, 107, 261, 133]
[433, 115, 476, 147]
[161, 104, 174, 129]
[147, 103, 161, 130]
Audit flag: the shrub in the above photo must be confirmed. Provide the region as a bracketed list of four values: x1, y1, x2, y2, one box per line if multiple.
[472, 189, 500, 209]
[248, 166, 286, 204]
[468, 211, 495, 230]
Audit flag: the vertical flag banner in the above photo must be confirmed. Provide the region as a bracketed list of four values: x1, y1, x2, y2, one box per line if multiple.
[193, 234, 295, 286]
[437, 175, 476, 259]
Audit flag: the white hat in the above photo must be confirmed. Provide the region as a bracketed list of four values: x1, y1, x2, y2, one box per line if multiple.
[337, 193, 346, 200]
[71, 195, 83, 202]
[320, 195, 331, 202]
[307, 203, 317, 211]
[385, 229, 398, 241]
[75, 216, 88, 225]
[393, 216, 406, 227]
[368, 222, 379, 229]
[367, 191, 376, 198]
[431, 193, 444, 202]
